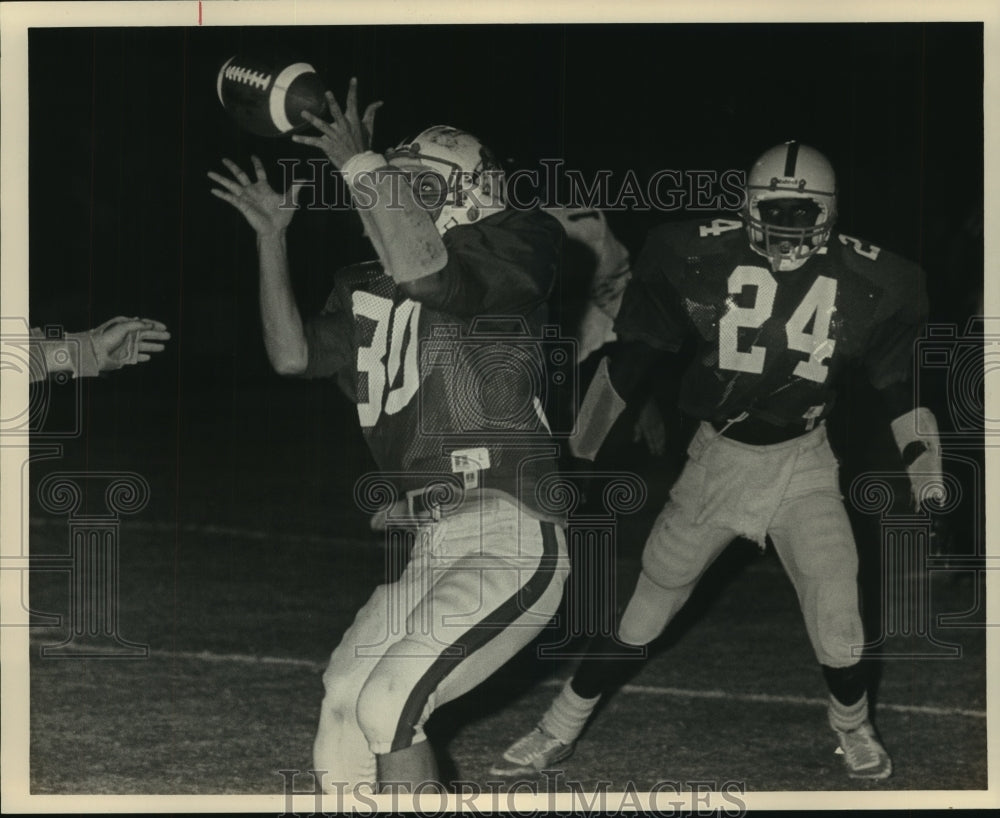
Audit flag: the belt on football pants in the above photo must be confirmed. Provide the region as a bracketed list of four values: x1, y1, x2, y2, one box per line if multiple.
[389, 486, 514, 522]
[711, 415, 816, 445]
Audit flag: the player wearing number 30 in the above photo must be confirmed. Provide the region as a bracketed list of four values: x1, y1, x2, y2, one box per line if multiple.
[492, 142, 943, 781]
[210, 81, 569, 792]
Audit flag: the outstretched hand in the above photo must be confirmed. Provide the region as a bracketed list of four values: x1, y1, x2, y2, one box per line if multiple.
[208, 155, 301, 236]
[292, 77, 383, 168]
[91, 316, 170, 370]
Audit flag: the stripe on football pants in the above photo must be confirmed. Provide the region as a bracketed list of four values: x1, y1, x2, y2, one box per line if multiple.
[390, 520, 560, 752]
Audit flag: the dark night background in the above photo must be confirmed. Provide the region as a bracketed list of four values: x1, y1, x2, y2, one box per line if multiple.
[26, 22, 984, 542]
[17, 22, 989, 795]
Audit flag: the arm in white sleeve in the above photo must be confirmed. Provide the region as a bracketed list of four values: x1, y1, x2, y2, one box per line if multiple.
[31, 326, 110, 380]
[341, 151, 447, 283]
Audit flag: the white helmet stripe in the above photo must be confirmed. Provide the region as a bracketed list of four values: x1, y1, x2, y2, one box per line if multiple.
[269, 62, 316, 133]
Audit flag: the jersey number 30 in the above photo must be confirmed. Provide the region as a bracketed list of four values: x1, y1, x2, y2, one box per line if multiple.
[718, 266, 837, 383]
[353, 291, 421, 428]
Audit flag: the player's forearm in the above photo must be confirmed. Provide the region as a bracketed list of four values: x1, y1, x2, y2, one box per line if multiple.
[257, 230, 308, 375]
[28, 336, 73, 382]
[29, 328, 104, 381]
[342, 151, 447, 283]
[402, 219, 559, 318]
[890, 405, 946, 509]
[401, 243, 553, 318]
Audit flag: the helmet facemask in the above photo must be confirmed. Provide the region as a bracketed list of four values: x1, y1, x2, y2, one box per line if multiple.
[742, 142, 837, 272]
[385, 126, 507, 235]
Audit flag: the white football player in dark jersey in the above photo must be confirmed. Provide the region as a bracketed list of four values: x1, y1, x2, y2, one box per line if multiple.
[491, 142, 944, 782]
[210, 79, 569, 792]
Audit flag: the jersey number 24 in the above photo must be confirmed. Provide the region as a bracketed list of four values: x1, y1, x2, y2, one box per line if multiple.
[718, 265, 838, 383]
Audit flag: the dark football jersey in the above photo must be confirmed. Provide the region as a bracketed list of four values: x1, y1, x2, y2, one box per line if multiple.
[300, 208, 566, 520]
[615, 217, 927, 428]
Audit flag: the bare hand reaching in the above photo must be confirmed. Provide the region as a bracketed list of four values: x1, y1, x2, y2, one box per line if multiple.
[208, 155, 301, 236]
[90, 316, 171, 369]
[292, 77, 383, 168]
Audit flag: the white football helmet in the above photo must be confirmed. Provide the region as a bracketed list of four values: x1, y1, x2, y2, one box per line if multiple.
[743, 141, 837, 272]
[385, 125, 506, 234]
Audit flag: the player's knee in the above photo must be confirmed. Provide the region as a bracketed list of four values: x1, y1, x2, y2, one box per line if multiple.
[356, 669, 424, 754]
[618, 570, 693, 645]
[641, 544, 702, 591]
[809, 589, 864, 666]
[618, 612, 664, 646]
[355, 671, 395, 746]
[317, 669, 359, 735]
[817, 616, 864, 666]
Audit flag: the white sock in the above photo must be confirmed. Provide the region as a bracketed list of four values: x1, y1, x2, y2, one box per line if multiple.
[539, 681, 601, 744]
[828, 691, 869, 732]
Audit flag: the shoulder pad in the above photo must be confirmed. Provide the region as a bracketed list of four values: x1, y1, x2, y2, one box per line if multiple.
[830, 232, 923, 285]
[831, 233, 927, 320]
[543, 205, 606, 239]
[647, 217, 744, 257]
[446, 206, 561, 244]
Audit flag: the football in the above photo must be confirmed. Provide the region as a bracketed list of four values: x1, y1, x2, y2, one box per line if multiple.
[216, 54, 329, 137]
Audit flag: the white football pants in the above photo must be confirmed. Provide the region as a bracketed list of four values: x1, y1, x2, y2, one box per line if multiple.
[619, 422, 864, 668]
[312, 495, 568, 791]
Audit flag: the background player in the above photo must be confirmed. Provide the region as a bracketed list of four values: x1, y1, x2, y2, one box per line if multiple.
[210, 79, 569, 792]
[28, 316, 169, 382]
[545, 206, 667, 454]
[492, 141, 944, 781]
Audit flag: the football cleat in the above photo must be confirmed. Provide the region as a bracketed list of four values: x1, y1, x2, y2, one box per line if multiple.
[832, 721, 893, 780]
[488, 727, 575, 777]
[743, 140, 837, 272]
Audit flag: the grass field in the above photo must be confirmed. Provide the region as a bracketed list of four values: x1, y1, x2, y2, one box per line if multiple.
[17, 379, 990, 801]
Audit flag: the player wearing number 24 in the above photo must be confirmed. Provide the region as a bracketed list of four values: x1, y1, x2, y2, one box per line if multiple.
[492, 141, 944, 782]
[210, 79, 569, 792]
